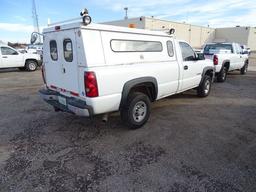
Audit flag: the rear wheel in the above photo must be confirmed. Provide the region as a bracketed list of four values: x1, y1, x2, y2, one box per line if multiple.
[240, 62, 248, 75]
[197, 75, 212, 97]
[217, 66, 227, 82]
[25, 60, 38, 71]
[120, 92, 151, 129]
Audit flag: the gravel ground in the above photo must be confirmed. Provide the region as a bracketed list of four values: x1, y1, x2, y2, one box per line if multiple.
[0, 67, 255, 192]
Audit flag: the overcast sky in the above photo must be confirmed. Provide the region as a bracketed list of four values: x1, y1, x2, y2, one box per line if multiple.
[0, 0, 255, 43]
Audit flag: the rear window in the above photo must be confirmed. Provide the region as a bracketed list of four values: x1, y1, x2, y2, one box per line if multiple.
[63, 39, 73, 62]
[203, 44, 233, 54]
[50, 40, 58, 61]
[111, 39, 163, 52]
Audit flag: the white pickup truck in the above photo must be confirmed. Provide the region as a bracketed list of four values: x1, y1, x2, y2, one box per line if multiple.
[0, 44, 42, 71]
[203, 42, 249, 82]
[38, 13, 214, 129]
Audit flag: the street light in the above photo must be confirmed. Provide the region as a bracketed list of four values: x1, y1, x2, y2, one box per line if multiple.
[124, 7, 128, 20]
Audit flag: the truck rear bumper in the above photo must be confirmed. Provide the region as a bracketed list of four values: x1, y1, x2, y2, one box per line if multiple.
[39, 87, 93, 117]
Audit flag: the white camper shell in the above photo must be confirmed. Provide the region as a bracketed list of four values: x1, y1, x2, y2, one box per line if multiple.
[40, 20, 214, 128]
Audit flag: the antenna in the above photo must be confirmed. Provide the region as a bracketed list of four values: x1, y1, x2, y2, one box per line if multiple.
[32, 0, 40, 43]
[124, 7, 128, 20]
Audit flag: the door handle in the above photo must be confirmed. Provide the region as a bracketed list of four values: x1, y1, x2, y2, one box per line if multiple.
[184, 65, 188, 70]
[2, 56, 8, 58]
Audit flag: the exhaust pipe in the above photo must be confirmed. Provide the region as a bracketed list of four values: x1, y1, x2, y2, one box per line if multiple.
[102, 113, 109, 122]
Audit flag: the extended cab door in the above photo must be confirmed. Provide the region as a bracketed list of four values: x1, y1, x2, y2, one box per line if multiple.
[234, 43, 245, 69]
[178, 42, 203, 91]
[0, 46, 24, 68]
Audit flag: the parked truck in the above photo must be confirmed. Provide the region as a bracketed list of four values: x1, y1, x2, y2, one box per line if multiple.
[0, 44, 42, 71]
[203, 42, 249, 82]
[38, 12, 214, 129]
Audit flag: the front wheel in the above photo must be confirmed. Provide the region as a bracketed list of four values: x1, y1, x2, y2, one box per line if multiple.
[25, 60, 38, 71]
[197, 75, 212, 97]
[217, 66, 227, 82]
[240, 62, 248, 75]
[120, 92, 151, 129]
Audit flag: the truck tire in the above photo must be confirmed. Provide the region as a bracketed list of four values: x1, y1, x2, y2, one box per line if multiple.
[197, 75, 212, 97]
[25, 60, 38, 71]
[120, 92, 151, 129]
[217, 66, 227, 82]
[240, 62, 248, 75]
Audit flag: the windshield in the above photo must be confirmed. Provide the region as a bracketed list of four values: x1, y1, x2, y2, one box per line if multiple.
[203, 44, 233, 54]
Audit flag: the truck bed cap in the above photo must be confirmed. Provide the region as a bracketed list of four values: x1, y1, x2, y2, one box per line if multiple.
[43, 22, 173, 37]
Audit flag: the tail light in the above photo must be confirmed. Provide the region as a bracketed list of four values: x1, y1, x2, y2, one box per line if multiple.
[41, 64, 46, 84]
[213, 55, 218, 65]
[84, 72, 98, 97]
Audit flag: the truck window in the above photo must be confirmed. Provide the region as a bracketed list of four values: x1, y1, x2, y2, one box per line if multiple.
[179, 42, 195, 61]
[203, 44, 233, 54]
[63, 39, 73, 62]
[167, 41, 174, 57]
[50, 40, 58, 61]
[1, 47, 18, 55]
[111, 40, 162, 52]
[234, 43, 242, 54]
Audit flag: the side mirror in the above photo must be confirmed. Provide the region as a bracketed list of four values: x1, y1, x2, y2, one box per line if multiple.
[196, 53, 205, 60]
[30, 33, 38, 44]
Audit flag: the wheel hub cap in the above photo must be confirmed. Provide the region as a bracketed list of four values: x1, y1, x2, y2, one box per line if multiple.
[29, 63, 36, 70]
[133, 101, 147, 123]
[204, 80, 210, 94]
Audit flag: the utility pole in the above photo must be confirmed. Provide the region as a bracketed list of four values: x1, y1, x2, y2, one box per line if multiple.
[124, 7, 128, 20]
[32, 0, 40, 43]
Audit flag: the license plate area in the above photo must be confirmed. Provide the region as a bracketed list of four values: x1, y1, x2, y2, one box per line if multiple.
[58, 96, 67, 106]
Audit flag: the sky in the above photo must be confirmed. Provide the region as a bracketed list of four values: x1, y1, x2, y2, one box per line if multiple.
[0, 0, 255, 43]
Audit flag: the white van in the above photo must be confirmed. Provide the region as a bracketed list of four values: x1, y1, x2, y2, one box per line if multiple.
[39, 14, 214, 128]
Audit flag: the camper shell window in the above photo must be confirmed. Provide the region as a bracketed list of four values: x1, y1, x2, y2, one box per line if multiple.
[63, 39, 73, 62]
[50, 40, 58, 61]
[110, 39, 163, 52]
[167, 41, 174, 57]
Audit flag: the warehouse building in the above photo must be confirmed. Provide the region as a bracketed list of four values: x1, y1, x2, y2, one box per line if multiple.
[103, 17, 256, 51]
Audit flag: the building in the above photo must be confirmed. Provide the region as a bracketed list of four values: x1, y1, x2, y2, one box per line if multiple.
[103, 17, 256, 50]
[215, 27, 256, 51]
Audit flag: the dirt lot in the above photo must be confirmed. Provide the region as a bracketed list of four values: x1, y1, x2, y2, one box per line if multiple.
[0, 67, 255, 192]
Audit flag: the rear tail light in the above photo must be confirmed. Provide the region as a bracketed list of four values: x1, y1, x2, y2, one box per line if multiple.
[84, 71, 98, 97]
[41, 64, 46, 84]
[213, 55, 218, 65]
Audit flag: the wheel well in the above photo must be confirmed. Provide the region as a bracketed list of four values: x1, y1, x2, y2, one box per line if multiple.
[205, 69, 214, 79]
[129, 82, 156, 102]
[25, 59, 38, 65]
[223, 62, 230, 70]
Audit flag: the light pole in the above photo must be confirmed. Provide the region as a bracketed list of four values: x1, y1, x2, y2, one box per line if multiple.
[124, 7, 128, 20]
